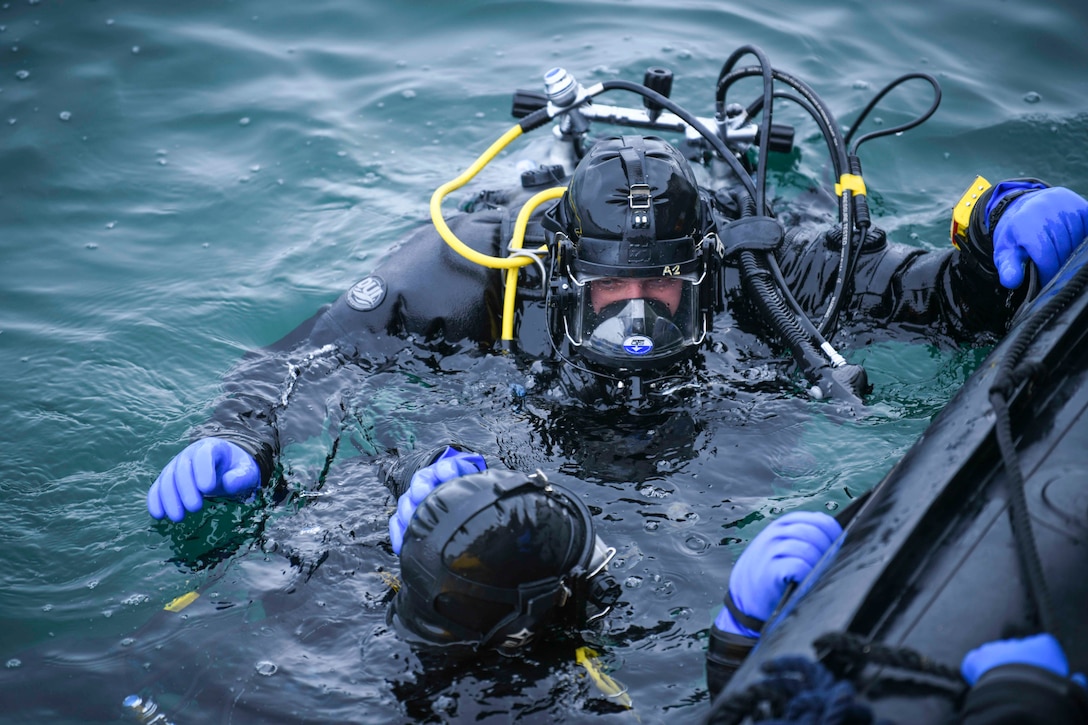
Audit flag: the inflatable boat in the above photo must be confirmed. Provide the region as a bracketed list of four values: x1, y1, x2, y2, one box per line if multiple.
[710, 239, 1088, 722]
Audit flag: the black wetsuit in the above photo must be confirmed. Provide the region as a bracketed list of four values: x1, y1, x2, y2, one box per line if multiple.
[194, 175, 1033, 488]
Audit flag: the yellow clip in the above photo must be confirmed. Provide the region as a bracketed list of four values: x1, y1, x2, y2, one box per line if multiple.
[163, 591, 200, 613]
[575, 646, 634, 711]
[835, 173, 866, 197]
[950, 175, 991, 249]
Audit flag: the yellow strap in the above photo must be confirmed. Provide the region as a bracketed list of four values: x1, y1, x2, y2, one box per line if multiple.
[163, 591, 200, 612]
[575, 646, 634, 710]
[950, 175, 991, 249]
[835, 173, 866, 197]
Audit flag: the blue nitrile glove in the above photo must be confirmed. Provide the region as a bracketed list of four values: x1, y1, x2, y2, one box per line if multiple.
[714, 511, 843, 638]
[992, 186, 1088, 289]
[147, 438, 260, 522]
[388, 447, 487, 555]
[961, 633, 1069, 686]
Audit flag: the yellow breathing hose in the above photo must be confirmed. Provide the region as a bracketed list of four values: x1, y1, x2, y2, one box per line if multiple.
[429, 123, 566, 341]
[501, 185, 566, 339]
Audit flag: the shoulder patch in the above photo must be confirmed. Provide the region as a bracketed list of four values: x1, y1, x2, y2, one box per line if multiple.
[346, 275, 387, 311]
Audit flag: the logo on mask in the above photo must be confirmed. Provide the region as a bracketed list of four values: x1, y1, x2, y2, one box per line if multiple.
[623, 335, 654, 355]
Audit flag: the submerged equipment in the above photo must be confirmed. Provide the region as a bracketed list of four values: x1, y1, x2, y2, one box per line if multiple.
[428, 46, 942, 404]
[390, 468, 617, 652]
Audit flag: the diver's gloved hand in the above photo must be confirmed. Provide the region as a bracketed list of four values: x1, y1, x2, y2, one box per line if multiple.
[714, 511, 843, 638]
[389, 447, 487, 555]
[992, 186, 1088, 289]
[961, 633, 1070, 686]
[147, 438, 260, 522]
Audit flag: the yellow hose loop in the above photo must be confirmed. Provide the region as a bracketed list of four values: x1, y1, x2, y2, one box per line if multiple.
[501, 186, 567, 340]
[430, 124, 534, 270]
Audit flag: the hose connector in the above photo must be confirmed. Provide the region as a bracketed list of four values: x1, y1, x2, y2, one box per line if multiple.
[544, 67, 579, 108]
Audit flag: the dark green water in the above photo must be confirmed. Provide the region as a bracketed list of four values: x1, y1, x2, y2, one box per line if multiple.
[2, 1, 1087, 722]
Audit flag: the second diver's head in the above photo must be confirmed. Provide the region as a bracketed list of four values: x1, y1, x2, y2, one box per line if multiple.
[544, 135, 721, 390]
[390, 468, 618, 653]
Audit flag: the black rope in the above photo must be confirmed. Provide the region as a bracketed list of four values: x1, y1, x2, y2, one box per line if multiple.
[707, 653, 879, 725]
[986, 259, 1088, 637]
[813, 632, 964, 686]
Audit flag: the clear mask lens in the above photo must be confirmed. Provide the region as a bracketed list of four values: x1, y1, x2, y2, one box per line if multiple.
[563, 273, 704, 370]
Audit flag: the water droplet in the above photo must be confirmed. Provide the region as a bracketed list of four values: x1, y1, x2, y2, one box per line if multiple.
[87, 580, 99, 589]
[86, 243, 99, 250]
[105, 221, 116, 229]
[239, 117, 251, 126]
[120, 637, 135, 647]
[852, 79, 870, 90]
[623, 575, 643, 589]
[58, 111, 71, 121]
[683, 533, 710, 553]
[15, 69, 28, 80]
[644, 520, 660, 532]
[6, 659, 21, 669]
[1023, 91, 1041, 104]
[131, 46, 140, 54]
[825, 501, 840, 511]
[255, 660, 278, 676]
[401, 89, 416, 100]
[42, 604, 53, 612]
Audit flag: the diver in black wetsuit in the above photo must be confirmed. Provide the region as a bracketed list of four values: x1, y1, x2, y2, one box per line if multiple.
[145, 131, 1088, 525]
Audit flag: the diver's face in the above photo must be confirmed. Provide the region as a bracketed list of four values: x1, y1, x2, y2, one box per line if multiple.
[589, 277, 683, 315]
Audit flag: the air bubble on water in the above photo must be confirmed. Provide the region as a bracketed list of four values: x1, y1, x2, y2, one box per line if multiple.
[853, 80, 870, 90]
[1023, 91, 1041, 104]
[120, 637, 135, 647]
[41, 604, 53, 612]
[825, 501, 840, 512]
[239, 117, 251, 126]
[106, 221, 116, 229]
[15, 69, 28, 80]
[623, 575, 643, 589]
[684, 533, 710, 553]
[255, 660, 278, 676]
[5, 659, 20, 669]
[131, 46, 140, 55]
[401, 89, 416, 100]
[58, 111, 71, 121]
